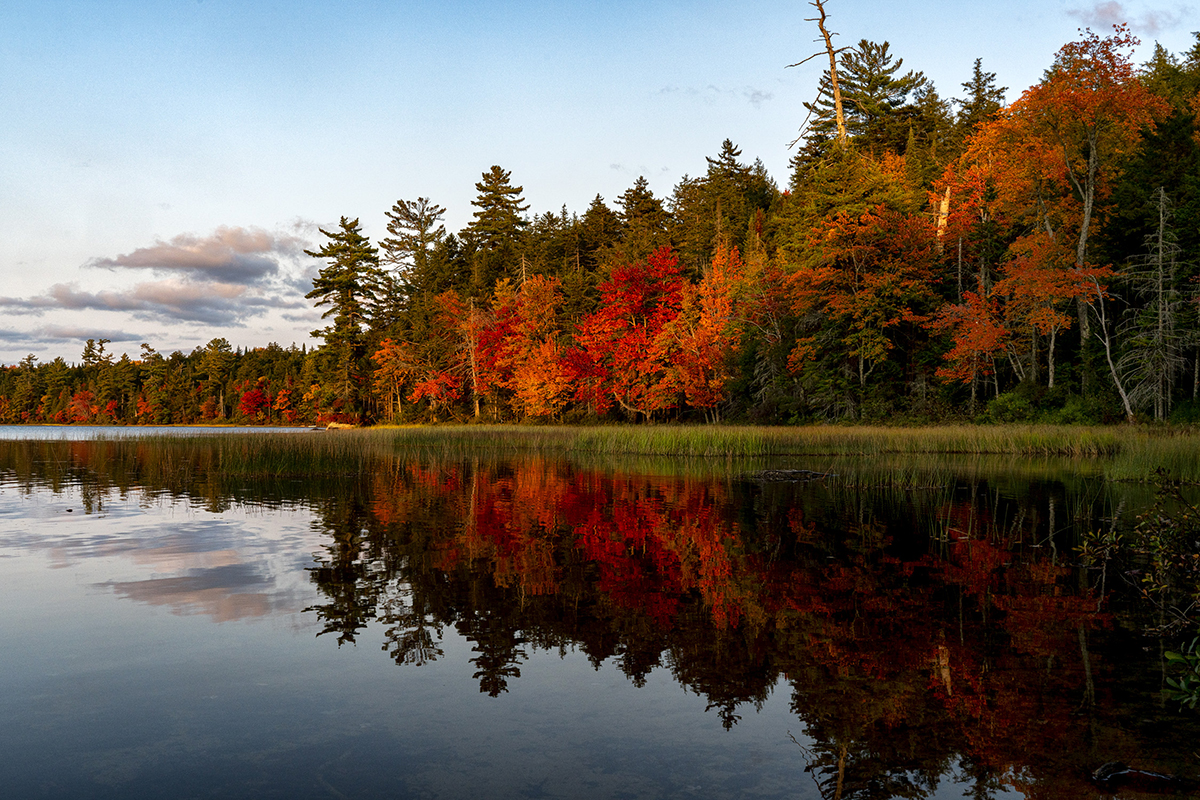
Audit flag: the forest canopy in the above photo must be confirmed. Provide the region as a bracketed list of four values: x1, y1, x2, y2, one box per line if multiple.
[3, 25, 1199, 427]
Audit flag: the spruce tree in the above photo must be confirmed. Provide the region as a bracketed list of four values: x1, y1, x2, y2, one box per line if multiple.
[304, 216, 381, 415]
[614, 176, 671, 263]
[466, 166, 529, 292]
[954, 58, 1006, 141]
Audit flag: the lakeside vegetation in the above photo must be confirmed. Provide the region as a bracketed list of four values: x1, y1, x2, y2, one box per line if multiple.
[25, 423, 1200, 483]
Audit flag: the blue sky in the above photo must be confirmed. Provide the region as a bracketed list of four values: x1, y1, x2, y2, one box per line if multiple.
[1, 0, 1196, 364]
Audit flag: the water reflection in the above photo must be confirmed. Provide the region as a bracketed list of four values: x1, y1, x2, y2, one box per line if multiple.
[296, 456, 1197, 796]
[1, 437, 1197, 799]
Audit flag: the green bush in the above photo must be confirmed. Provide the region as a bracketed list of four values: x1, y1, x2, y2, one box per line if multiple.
[1170, 400, 1200, 424]
[986, 391, 1035, 423]
[1039, 395, 1106, 425]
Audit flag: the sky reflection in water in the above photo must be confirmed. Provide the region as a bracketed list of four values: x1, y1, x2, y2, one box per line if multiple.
[0, 437, 1195, 799]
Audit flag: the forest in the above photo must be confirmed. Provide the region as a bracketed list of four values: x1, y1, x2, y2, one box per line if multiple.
[3, 24, 1200, 427]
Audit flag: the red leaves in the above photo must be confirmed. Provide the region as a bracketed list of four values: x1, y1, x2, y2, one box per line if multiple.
[480, 276, 572, 418]
[237, 384, 270, 419]
[567, 246, 685, 418]
[408, 371, 463, 407]
[655, 244, 745, 414]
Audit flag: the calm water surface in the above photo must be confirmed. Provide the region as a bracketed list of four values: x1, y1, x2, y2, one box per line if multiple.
[0, 434, 1196, 799]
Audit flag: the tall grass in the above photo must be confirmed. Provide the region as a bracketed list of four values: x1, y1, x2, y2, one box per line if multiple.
[37, 423, 1200, 482]
[569, 424, 1132, 457]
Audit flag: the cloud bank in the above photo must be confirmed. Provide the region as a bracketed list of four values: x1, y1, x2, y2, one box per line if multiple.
[0, 225, 314, 328]
[87, 225, 307, 283]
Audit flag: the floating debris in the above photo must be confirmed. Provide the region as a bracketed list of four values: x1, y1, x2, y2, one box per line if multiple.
[749, 469, 833, 482]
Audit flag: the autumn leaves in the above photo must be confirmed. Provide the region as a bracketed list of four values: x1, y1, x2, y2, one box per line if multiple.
[374, 246, 745, 422]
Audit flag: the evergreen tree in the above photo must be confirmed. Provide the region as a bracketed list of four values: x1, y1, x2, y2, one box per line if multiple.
[578, 195, 621, 270]
[1118, 188, 1197, 419]
[613, 176, 672, 264]
[668, 140, 774, 272]
[803, 40, 927, 155]
[954, 58, 1006, 141]
[902, 84, 956, 187]
[305, 217, 381, 415]
[465, 166, 529, 292]
[380, 197, 447, 288]
[200, 337, 234, 419]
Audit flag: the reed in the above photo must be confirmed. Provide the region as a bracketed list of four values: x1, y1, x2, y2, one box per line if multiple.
[46, 422, 1200, 483]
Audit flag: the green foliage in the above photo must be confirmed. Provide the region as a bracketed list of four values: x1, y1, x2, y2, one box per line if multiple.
[985, 390, 1035, 423]
[1037, 394, 1107, 425]
[954, 58, 1006, 141]
[669, 139, 777, 273]
[1164, 635, 1200, 710]
[1170, 400, 1200, 423]
[803, 39, 928, 155]
[12, 32, 1200, 431]
[466, 165, 529, 291]
[305, 217, 381, 414]
[1127, 472, 1200, 632]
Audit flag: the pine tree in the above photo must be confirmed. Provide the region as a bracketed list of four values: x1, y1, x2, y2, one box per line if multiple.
[305, 217, 381, 414]
[954, 58, 1006, 141]
[466, 166, 529, 292]
[802, 40, 927, 155]
[380, 197, 447, 287]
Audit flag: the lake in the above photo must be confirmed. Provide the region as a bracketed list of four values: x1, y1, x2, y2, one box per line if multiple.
[0, 431, 1197, 799]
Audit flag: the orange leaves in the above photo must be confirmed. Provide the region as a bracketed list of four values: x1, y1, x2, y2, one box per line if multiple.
[407, 371, 462, 408]
[480, 275, 571, 419]
[788, 205, 938, 378]
[655, 244, 746, 415]
[1017, 26, 1167, 172]
[510, 337, 571, 418]
[994, 232, 1098, 336]
[371, 338, 417, 420]
[929, 291, 1008, 385]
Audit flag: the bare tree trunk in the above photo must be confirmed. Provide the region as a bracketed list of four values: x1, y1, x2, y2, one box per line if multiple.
[957, 237, 963, 301]
[1088, 279, 1135, 422]
[1048, 327, 1056, 389]
[1194, 349, 1198, 401]
[467, 299, 481, 419]
[1067, 138, 1099, 345]
[810, 0, 846, 145]
[1030, 332, 1039, 385]
[935, 187, 951, 254]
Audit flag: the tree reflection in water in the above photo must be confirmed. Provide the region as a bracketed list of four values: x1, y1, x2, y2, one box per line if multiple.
[3, 438, 1198, 798]
[296, 455, 1200, 797]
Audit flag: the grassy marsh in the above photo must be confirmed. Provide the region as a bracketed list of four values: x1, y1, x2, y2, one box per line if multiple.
[11, 423, 1198, 484]
[366, 424, 1200, 482]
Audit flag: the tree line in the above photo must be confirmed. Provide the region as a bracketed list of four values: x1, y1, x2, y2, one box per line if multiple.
[4, 24, 1200, 426]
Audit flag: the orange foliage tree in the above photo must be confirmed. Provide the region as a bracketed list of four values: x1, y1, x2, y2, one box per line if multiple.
[654, 243, 746, 421]
[788, 206, 939, 389]
[371, 338, 417, 422]
[478, 276, 572, 419]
